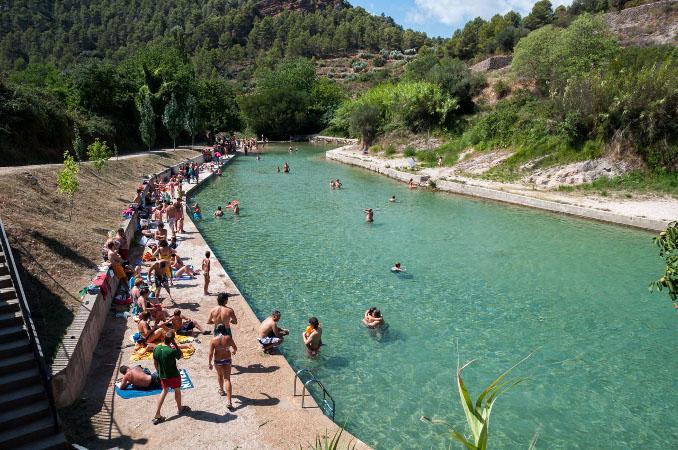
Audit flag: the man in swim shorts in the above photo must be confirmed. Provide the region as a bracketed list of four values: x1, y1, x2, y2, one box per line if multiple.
[167, 309, 209, 337]
[209, 323, 238, 410]
[118, 365, 161, 390]
[152, 331, 189, 424]
[257, 310, 289, 353]
[207, 292, 238, 335]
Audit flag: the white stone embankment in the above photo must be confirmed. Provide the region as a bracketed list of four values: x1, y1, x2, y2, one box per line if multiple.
[326, 146, 676, 232]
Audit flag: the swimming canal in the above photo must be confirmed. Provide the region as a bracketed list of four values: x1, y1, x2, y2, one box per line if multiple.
[191, 143, 677, 449]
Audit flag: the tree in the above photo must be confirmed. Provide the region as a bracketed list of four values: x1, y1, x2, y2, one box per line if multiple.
[72, 125, 85, 163]
[56, 151, 79, 221]
[523, 0, 554, 30]
[138, 90, 155, 150]
[184, 94, 199, 149]
[349, 103, 381, 146]
[162, 93, 183, 149]
[650, 221, 678, 306]
[87, 138, 112, 180]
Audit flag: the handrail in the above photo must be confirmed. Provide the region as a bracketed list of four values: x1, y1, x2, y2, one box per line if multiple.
[0, 218, 60, 433]
[293, 368, 336, 420]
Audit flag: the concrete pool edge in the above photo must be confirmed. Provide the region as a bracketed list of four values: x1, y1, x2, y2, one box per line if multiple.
[184, 156, 370, 449]
[326, 146, 671, 232]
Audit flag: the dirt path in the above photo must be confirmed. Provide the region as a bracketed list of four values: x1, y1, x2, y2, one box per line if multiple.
[60, 161, 368, 449]
[0, 147, 208, 175]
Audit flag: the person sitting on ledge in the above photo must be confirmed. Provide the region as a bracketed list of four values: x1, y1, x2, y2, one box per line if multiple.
[167, 309, 209, 337]
[170, 254, 197, 279]
[154, 222, 168, 242]
[257, 310, 288, 353]
[118, 364, 161, 390]
[107, 241, 128, 287]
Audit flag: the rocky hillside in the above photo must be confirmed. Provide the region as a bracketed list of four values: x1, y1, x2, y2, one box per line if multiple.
[604, 0, 678, 46]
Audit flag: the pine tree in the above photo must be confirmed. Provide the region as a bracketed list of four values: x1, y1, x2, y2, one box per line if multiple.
[162, 93, 183, 149]
[138, 91, 156, 151]
[184, 94, 199, 149]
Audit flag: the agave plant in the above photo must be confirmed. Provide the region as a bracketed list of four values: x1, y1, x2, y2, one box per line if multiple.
[303, 428, 356, 450]
[423, 354, 531, 449]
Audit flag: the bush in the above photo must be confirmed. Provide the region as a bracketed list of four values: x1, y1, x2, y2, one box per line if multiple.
[351, 60, 368, 73]
[373, 57, 386, 67]
[415, 149, 437, 164]
[403, 147, 416, 157]
[384, 145, 396, 156]
[493, 80, 510, 99]
[369, 144, 383, 154]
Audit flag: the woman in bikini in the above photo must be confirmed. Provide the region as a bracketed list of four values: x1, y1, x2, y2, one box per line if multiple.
[208, 323, 237, 410]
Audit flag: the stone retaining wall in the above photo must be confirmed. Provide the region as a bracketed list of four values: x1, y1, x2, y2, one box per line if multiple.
[310, 135, 359, 145]
[51, 152, 208, 408]
[326, 147, 669, 232]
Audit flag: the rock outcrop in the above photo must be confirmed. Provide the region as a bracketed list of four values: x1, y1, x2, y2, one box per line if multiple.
[470, 55, 513, 73]
[604, 0, 678, 46]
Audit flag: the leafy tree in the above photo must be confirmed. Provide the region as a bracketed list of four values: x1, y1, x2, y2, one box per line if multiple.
[162, 93, 183, 149]
[523, 0, 554, 30]
[87, 138, 112, 178]
[512, 26, 562, 93]
[138, 90, 155, 150]
[197, 78, 241, 134]
[184, 94, 199, 149]
[349, 103, 381, 146]
[56, 151, 79, 221]
[651, 222, 678, 305]
[72, 125, 85, 163]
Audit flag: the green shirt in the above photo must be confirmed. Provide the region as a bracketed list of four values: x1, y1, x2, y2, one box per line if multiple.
[153, 344, 182, 379]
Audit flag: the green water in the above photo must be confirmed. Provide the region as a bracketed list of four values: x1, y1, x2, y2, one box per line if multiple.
[191, 144, 677, 449]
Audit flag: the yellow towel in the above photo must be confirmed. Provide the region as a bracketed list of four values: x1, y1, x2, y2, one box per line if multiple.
[130, 336, 195, 362]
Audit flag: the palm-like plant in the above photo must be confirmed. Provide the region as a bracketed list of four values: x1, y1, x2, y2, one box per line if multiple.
[303, 428, 356, 450]
[423, 354, 531, 449]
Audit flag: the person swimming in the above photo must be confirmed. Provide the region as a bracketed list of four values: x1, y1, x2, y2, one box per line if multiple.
[335, 179, 342, 189]
[283, 162, 290, 173]
[363, 307, 385, 329]
[364, 208, 374, 223]
[391, 262, 405, 272]
[389, 196, 396, 202]
[214, 206, 224, 218]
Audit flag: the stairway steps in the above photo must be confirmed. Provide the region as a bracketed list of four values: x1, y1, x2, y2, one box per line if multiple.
[0, 352, 36, 375]
[0, 311, 22, 328]
[0, 384, 46, 410]
[0, 263, 8, 276]
[0, 336, 31, 358]
[0, 298, 19, 314]
[0, 288, 17, 301]
[15, 432, 69, 450]
[0, 399, 50, 431]
[0, 324, 27, 341]
[0, 416, 57, 448]
[0, 275, 12, 289]
[0, 368, 40, 394]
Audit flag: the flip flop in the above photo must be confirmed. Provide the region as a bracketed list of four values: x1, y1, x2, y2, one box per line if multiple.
[218, 389, 226, 396]
[178, 406, 191, 414]
[152, 416, 166, 425]
[227, 404, 235, 412]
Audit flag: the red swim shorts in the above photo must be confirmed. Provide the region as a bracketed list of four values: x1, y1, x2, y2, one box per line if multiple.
[160, 376, 181, 390]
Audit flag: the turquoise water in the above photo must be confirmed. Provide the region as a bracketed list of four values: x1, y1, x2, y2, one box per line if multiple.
[191, 144, 677, 449]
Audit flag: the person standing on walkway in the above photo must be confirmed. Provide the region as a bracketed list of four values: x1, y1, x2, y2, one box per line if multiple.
[209, 323, 238, 411]
[152, 331, 189, 424]
[202, 251, 211, 295]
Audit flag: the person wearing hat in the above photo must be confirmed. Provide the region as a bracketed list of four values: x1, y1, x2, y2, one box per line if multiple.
[207, 292, 238, 336]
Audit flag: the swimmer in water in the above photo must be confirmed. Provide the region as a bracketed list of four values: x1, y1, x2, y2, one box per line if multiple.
[391, 262, 405, 272]
[330, 179, 336, 190]
[335, 179, 342, 189]
[277, 166, 281, 173]
[389, 196, 396, 202]
[283, 162, 290, 173]
[363, 307, 384, 329]
[364, 208, 374, 223]
[232, 202, 239, 215]
[408, 178, 416, 189]
[214, 206, 224, 218]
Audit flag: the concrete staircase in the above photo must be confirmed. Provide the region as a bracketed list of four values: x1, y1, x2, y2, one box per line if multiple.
[0, 220, 69, 449]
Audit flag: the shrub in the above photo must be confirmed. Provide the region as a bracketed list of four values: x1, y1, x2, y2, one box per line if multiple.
[351, 60, 368, 72]
[403, 147, 416, 157]
[384, 145, 396, 156]
[373, 57, 386, 67]
[415, 149, 437, 164]
[493, 80, 510, 99]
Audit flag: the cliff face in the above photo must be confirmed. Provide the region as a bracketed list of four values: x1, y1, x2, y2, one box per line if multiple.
[604, 0, 678, 46]
[256, 0, 348, 16]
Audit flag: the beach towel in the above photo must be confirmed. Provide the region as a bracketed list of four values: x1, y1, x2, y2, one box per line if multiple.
[114, 369, 194, 399]
[130, 337, 195, 362]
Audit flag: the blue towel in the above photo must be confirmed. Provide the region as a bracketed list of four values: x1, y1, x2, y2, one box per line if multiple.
[115, 369, 194, 399]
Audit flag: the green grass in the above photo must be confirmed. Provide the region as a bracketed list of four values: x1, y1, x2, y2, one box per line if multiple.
[558, 170, 678, 197]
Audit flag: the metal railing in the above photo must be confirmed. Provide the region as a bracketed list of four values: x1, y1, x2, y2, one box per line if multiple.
[293, 368, 336, 420]
[0, 218, 60, 433]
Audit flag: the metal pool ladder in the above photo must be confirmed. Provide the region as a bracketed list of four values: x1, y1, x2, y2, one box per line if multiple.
[293, 368, 336, 420]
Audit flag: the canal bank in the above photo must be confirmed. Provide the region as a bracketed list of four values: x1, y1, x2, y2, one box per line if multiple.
[326, 145, 675, 232]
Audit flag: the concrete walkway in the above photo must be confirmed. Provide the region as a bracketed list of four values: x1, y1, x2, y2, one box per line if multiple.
[70, 157, 367, 449]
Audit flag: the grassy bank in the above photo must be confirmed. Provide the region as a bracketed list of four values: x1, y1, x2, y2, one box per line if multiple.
[558, 170, 678, 197]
